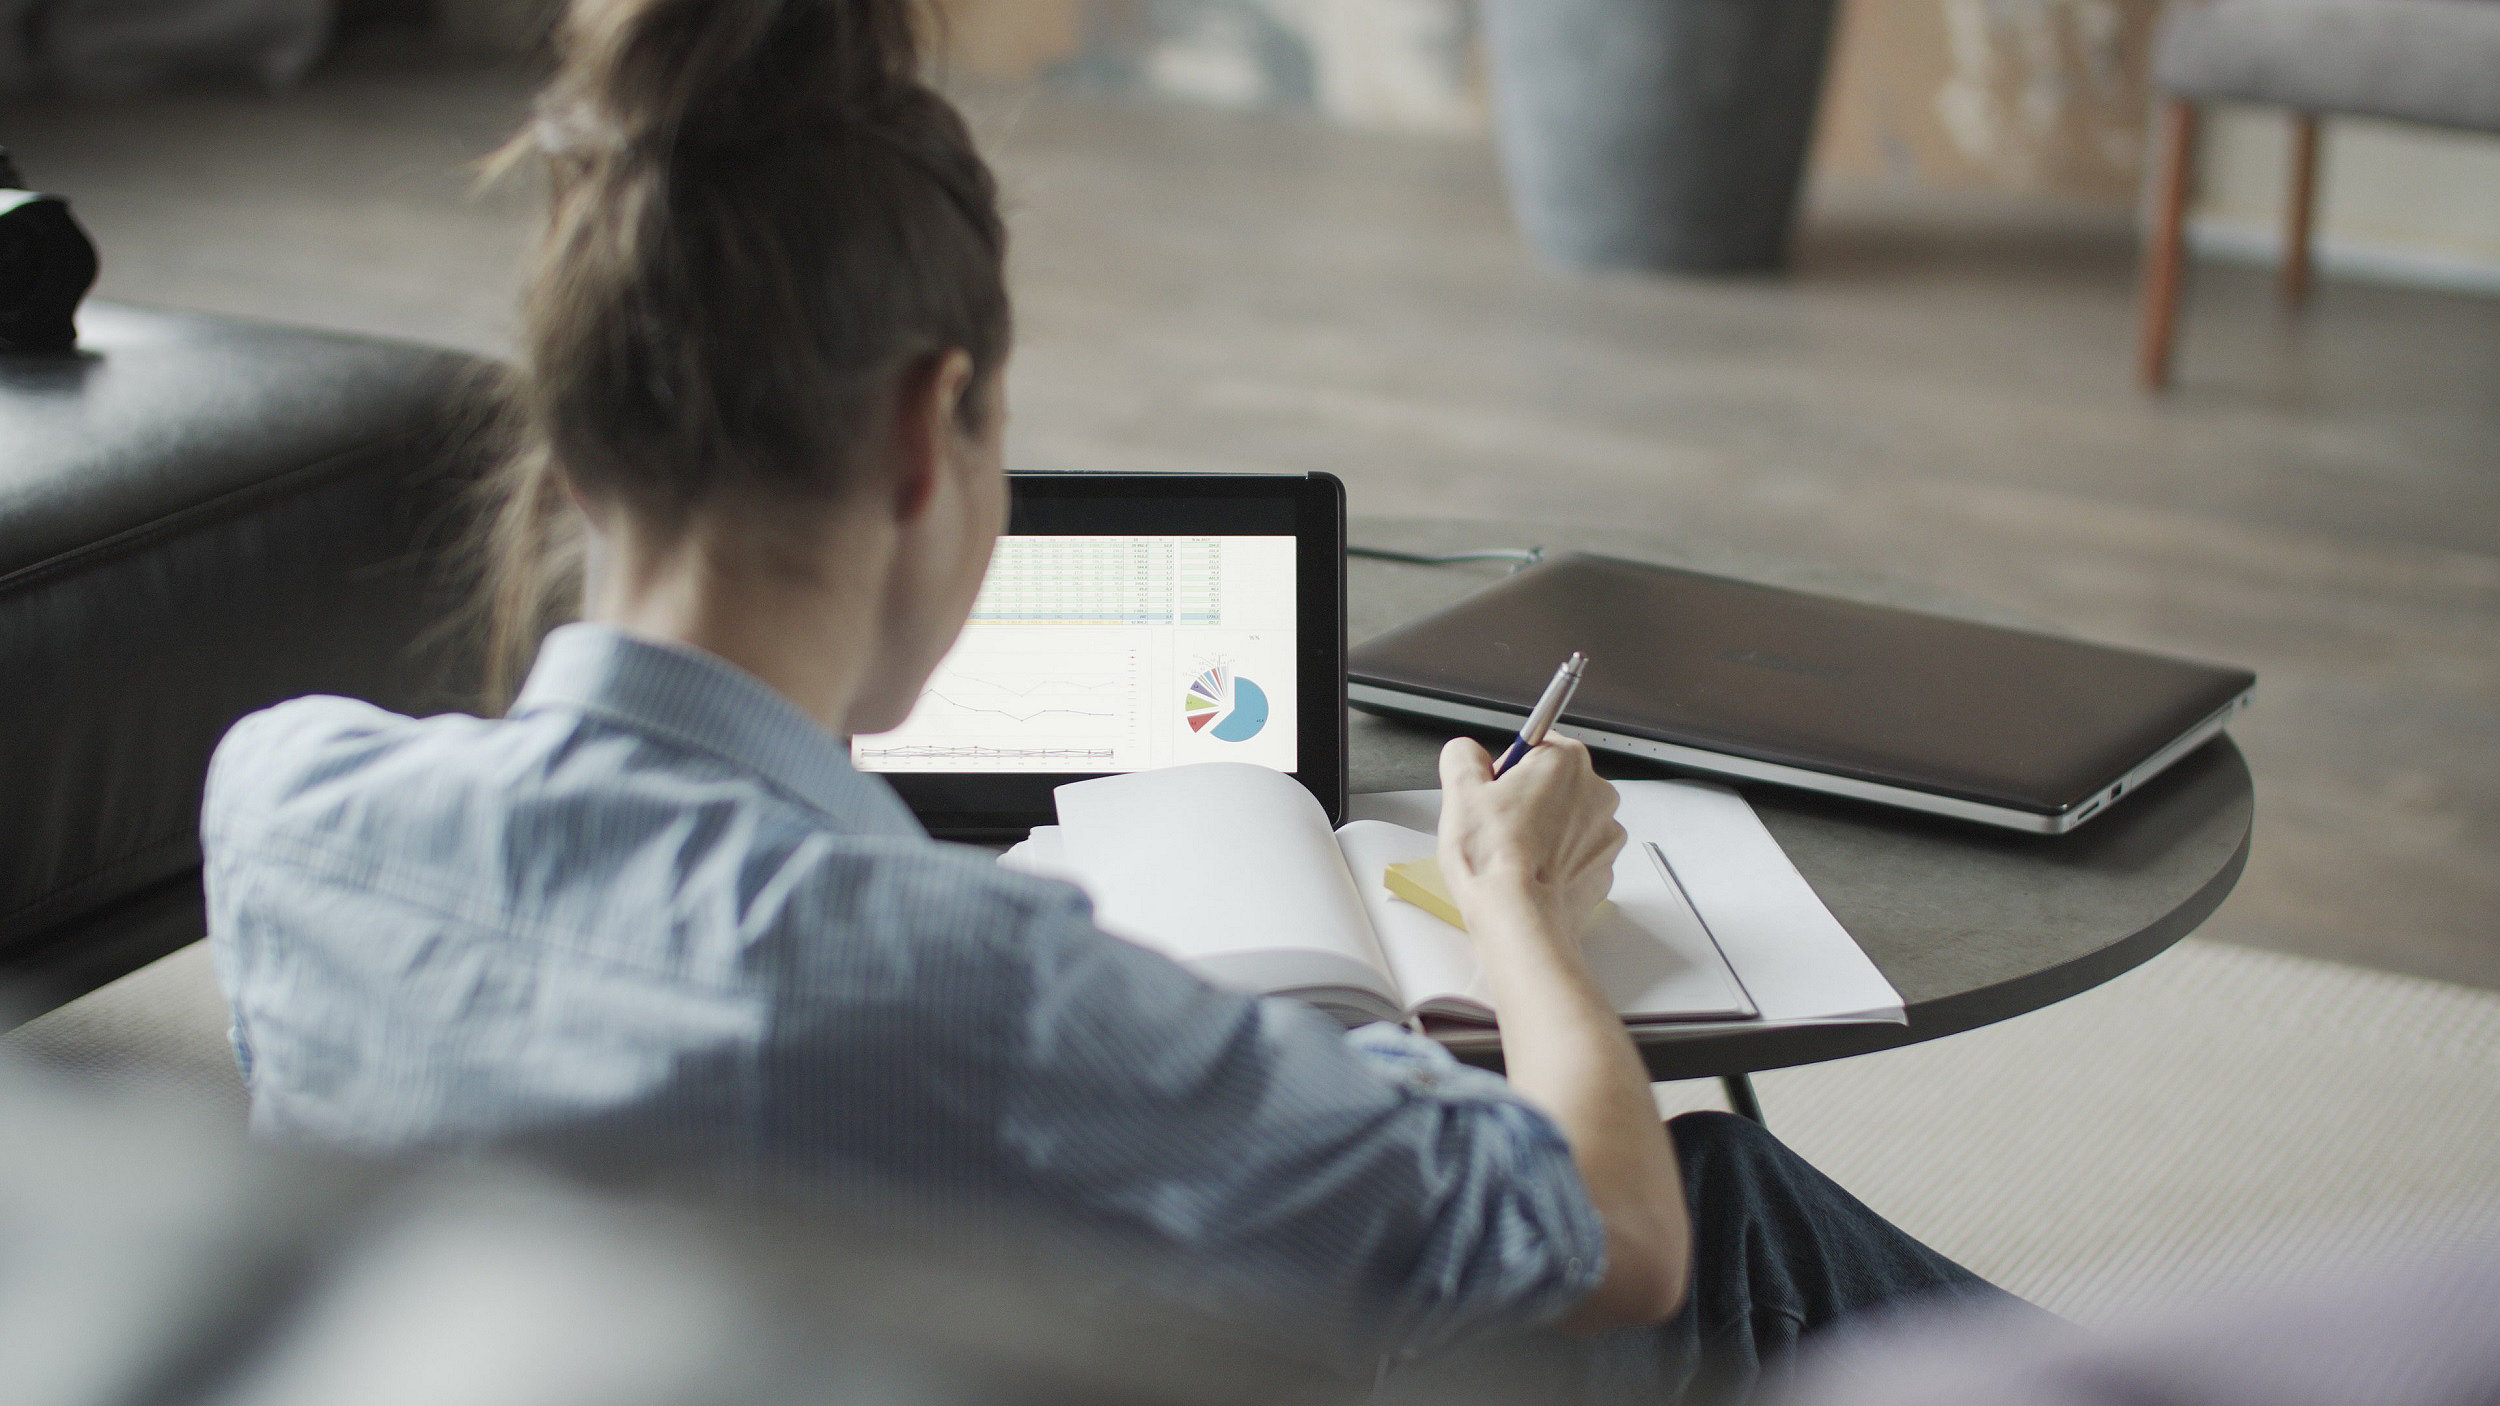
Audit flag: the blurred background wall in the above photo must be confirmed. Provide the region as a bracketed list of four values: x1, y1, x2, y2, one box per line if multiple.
[777, 0, 2498, 292]
[19, 0, 2497, 289]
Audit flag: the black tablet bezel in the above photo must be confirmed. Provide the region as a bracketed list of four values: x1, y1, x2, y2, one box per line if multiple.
[877, 471, 1346, 838]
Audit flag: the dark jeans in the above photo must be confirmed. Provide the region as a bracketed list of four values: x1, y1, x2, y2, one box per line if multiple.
[1387, 1110, 2026, 1405]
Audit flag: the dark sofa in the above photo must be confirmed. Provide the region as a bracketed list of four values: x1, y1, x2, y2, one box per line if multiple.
[1, 302, 493, 1023]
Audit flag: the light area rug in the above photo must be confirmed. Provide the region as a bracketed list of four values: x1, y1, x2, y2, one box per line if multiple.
[1658, 938, 2500, 1318]
[12, 936, 2500, 1322]
[3, 942, 247, 1124]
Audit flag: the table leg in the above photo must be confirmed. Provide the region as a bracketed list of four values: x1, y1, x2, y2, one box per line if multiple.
[1721, 1074, 1766, 1127]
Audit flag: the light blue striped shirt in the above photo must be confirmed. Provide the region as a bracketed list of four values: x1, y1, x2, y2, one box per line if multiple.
[203, 623, 1604, 1352]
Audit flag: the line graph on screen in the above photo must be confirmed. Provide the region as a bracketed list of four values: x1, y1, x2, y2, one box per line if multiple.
[853, 644, 1140, 768]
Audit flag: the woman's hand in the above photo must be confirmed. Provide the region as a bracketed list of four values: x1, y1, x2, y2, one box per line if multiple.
[1434, 734, 1688, 1331]
[1436, 734, 1626, 950]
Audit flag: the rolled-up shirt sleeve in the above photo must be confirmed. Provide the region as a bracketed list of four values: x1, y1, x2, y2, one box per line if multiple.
[996, 884, 1608, 1358]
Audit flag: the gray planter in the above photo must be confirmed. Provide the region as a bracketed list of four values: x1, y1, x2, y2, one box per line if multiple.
[1484, 0, 1839, 274]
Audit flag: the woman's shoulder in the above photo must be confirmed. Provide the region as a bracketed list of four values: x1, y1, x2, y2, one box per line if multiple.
[202, 697, 498, 853]
[212, 691, 479, 782]
[199, 693, 1112, 966]
[215, 694, 449, 765]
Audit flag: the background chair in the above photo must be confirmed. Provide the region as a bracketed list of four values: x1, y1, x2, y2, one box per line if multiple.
[2137, 0, 2500, 389]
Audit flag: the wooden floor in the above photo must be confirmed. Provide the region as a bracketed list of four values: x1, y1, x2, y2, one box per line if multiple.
[7, 48, 2496, 991]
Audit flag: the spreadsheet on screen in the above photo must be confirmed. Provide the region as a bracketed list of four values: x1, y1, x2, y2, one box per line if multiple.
[851, 534, 1298, 774]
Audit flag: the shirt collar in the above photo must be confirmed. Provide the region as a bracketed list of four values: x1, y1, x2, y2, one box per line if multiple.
[512, 623, 924, 837]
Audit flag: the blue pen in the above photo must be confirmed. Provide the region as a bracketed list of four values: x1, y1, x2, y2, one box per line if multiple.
[1492, 652, 1587, 778]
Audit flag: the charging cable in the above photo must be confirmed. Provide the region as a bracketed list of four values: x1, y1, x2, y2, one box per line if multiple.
[1347, 545, 1545, 574]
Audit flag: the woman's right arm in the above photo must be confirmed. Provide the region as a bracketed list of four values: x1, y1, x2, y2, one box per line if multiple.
[1434, 735, 1693, 1332]
[968, 740, 1677, 1352]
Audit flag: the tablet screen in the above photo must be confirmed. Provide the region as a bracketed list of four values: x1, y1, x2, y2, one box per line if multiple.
[854, 533, 1299, 774]
[857, 472, 1344, 837]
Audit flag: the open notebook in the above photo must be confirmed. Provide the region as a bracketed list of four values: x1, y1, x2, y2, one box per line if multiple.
[1003, 763, 1887, 1031]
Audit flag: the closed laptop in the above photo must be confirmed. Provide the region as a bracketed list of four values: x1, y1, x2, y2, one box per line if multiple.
[1348, 553, 2255, 833]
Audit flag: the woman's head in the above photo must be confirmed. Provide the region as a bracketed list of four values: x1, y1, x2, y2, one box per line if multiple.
[485, 0, 1011, 725]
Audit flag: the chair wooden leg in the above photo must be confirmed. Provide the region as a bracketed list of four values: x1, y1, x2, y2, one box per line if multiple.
[2281, 112, 2319, 306]
[2138, 98, 2199, 391]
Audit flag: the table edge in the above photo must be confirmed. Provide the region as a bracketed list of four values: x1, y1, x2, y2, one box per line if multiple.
[1445, 800, 2254, 1083]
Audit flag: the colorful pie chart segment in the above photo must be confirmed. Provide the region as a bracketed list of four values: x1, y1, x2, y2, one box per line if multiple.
[1184, 664, 1269, 742]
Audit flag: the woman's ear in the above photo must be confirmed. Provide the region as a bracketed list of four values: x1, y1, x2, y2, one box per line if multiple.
[891, 349, 977, 524]
[558, 469, 606, 529]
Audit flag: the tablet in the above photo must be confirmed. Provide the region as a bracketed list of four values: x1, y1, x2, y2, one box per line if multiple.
[855, 472, 1347, 838]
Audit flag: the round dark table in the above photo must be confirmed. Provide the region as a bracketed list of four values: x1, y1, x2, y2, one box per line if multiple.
[1346, 519, 2254, 1086]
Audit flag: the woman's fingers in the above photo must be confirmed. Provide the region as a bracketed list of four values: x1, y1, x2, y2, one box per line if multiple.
[1440, 735, 1494, 796]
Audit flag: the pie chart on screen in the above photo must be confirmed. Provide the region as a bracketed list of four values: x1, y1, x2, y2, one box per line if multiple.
[1184, 664, 1270, 743]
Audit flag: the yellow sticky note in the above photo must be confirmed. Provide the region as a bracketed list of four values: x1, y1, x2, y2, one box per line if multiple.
[1383, 857, 1468, 931]
[1384, 858, 1614, 934]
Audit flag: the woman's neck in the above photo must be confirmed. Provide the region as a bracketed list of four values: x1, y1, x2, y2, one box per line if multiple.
[583, 511, 895, 739]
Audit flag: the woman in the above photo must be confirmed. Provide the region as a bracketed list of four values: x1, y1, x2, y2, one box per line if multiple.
[202, 0, 2014, 1396]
